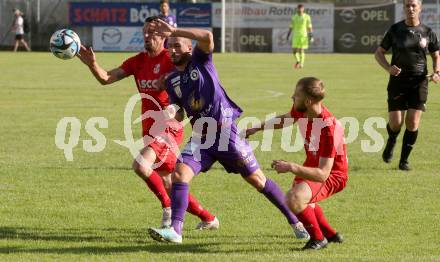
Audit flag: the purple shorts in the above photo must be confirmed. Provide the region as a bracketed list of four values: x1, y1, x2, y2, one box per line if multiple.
[177, 123, 260, 177]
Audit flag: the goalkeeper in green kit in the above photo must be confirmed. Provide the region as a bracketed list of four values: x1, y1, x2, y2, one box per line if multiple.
[287, 4, 313, 69]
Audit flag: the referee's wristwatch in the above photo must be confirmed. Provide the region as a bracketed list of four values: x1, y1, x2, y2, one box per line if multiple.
[435, 71, 440, 76]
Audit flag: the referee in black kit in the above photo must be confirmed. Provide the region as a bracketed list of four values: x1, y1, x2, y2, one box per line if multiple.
[375, 0, 440, 171]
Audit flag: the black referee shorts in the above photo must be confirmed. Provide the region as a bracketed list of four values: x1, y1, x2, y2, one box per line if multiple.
[387, 75, 428, 112]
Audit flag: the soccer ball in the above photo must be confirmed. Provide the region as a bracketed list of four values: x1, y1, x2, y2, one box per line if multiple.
[49, 29, 81, 60]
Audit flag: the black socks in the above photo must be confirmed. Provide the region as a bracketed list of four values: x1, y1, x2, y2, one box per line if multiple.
[400, 129, 418, 163]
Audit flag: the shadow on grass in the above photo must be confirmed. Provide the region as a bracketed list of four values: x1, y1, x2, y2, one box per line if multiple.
[0, 227, 145, 244]
[40, 166, 132, 171]
[0, 243, 221, 254]
[0, 227, 303, 254]
[0, 242, 304, 255]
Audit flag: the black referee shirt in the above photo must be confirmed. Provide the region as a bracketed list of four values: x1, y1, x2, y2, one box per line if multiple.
[380, 20, 439, 76]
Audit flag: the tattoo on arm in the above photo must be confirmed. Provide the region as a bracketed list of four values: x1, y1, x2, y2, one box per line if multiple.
[105, 68, 127, 84]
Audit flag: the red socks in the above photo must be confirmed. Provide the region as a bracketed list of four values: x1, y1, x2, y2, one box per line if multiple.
[145, 171, 171, 208]
[187, 194, 215, 222]
[297, 204, 337, 240]
[145, 172, 214, 222]
[296, 205, 324, 240]
[314, 204, 337, 239]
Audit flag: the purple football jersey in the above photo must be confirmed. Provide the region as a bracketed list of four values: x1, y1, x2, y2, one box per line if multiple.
[159, 14, 177, 27]
[166, 47, 243, 128]
[166, 47, 258, 177]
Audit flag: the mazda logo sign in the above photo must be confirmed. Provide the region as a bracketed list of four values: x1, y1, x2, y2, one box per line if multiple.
[102, 28, 122, 45]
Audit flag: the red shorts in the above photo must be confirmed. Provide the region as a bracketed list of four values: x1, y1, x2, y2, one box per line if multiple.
[143, 128, 183, 173]
[294, 173, 347, 203]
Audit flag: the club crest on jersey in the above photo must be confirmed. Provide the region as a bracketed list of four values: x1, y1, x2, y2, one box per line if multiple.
[190, 69, 199, 81]
[153, 63, 160, 74]
[419, 37, 428, 48]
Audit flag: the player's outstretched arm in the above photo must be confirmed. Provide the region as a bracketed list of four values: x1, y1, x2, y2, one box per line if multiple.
[374, 46, 401, 76]
[271, 157, 334, 183]
[430, 51, 440, 83]
[245, 112, 294, 138]
[175, 28, 214, 54]
[151, 19, 213, 53]
[78, 45, 128, 85]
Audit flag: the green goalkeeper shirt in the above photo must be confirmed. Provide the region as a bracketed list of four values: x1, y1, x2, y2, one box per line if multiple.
[291, 13, 312, 38]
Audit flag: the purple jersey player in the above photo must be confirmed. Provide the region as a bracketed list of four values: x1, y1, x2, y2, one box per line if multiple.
[147, 19, 309, 244]
[159, 1, 177, 27]
[159, 1, 176, 49]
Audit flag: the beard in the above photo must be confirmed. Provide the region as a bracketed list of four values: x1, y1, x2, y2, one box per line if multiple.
[294, 103, 307, 113]
[144, 42, 152, 52]
[172, 52, 191, 66]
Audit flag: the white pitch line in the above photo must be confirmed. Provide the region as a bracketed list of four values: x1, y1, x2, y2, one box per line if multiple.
[266, 90, 284, 98]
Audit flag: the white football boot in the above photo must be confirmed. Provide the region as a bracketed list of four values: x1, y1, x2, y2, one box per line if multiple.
[293, 222, 310, 241]
[195, 217, 220, 230]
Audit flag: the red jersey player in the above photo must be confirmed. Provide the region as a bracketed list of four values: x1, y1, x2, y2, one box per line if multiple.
[246, 77, 348, 250]
[77, 16, 218, 230]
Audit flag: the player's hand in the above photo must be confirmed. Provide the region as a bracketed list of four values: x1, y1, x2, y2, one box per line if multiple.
[308, 32, 314, 44]
[149, 19, 176, 37]
[388, 65, 401, 76]
[156, 73, 171, 91]
[430, 72, 440, 83]
[271, 160, 294, 174]
[78, 45, 96, 67]
[244, 127, 259, 138]
[286, 30, 292, 41]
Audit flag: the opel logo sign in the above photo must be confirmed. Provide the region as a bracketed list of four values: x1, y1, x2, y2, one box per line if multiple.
[340, 9, 356, 23]
[339, 33, 356, 49]
[102, 28, 122, 45]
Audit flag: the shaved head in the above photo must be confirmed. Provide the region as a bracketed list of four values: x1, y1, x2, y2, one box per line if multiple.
[169, 37, 192, 47]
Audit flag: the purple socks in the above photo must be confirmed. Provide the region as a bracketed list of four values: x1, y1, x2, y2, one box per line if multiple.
[261, 179, 299, 225]
[170, 179, 298, 236]
[170, 182, 189, 235]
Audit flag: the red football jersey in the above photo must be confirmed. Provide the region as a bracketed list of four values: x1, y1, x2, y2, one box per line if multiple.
[290, 104, 348, 179]
[120, 49, 178, 135]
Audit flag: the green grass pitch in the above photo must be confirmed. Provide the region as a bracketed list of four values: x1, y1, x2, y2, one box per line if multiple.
[0, 51, 439, 261]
